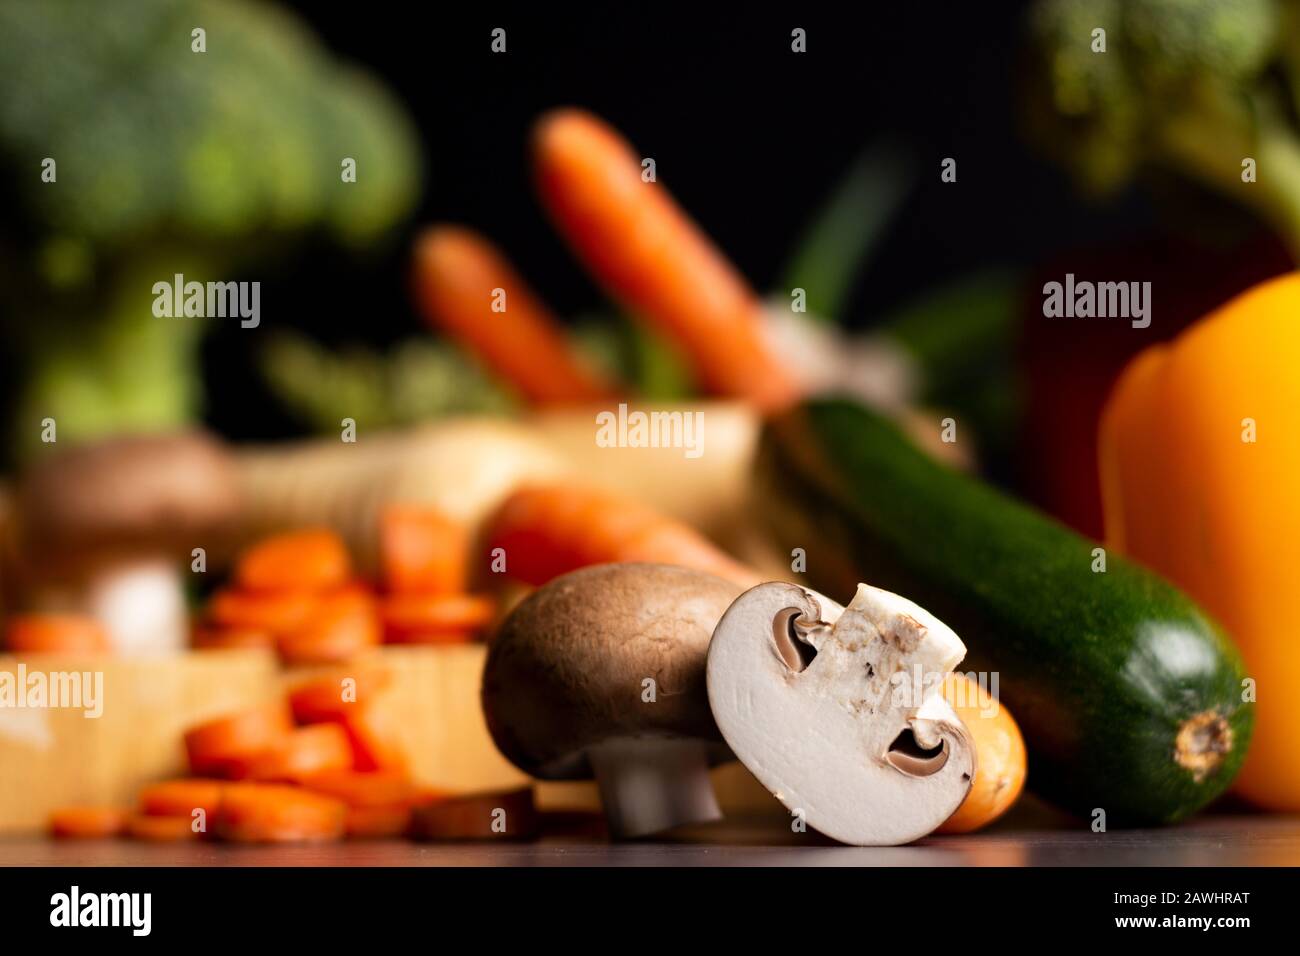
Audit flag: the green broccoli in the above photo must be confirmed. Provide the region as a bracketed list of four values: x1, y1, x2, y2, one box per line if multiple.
[259, 333, 515, 432]
[1023, 0, 1300, 256]
[0, 0, 421, 460]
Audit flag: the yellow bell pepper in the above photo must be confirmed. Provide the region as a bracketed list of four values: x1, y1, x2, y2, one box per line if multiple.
[1099, 272, 1300, 811]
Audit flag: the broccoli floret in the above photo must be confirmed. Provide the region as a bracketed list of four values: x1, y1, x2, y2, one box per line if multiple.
[1023, 0, 1300, 253]
[0, 0, 418, 244]
[0, 0, 422, 458]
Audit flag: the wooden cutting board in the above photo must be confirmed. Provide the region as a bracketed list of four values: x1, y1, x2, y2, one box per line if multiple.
[1, 644, 778, 834]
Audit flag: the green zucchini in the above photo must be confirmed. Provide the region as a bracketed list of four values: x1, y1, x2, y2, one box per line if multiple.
[758, 397, 1253, 824]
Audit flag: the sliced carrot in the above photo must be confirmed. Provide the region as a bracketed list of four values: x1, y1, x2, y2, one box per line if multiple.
[231, 724, 355, 782]
[533, 109, 800, 411]
[183, 703, 294, 777]
[483, 483, 762, 588]
[138, 779, 227, 818]
[277, 588, 381, 665]
[192, 625, 276, 651]
[207, 588, 320, 633]
[379, 593, 495, 643]
[412, 225, 618, 405]
[382, 629, 477, 647]
[342, 706, 408, 773]
[234, 528, 352, 592]
[288, 669, 391, 724]
[409, 788, 538, 841]
[5, 614, 110, 655]
[297, 769, 422, 808]
[214, 783, 347, 843]
[345, 804, 413, 839]
[379, 505, 469, 595]
[49, 806, 128, 839]
[126, 813, 198, 842]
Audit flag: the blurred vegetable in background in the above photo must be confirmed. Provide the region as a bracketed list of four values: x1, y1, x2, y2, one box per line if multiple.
[0, 0, 420, 462]
[1018, 0, 1300, 533]
[1023, 0, 1300, 257]
[1020, 233, 1290, 538]
[260, 335, 513, 432]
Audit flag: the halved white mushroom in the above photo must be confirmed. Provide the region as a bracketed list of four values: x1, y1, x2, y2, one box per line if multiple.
[707, 580, 974, 845]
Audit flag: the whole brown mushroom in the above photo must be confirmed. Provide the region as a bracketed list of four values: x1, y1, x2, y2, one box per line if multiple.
[8, 432, 242, 654]
[481, 562, 742, 839]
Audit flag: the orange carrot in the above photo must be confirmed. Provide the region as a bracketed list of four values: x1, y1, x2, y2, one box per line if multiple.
[207, 588, 320, 633]
[192, 625, 276, 651]
[413, 225, 618, 405]
[342, 706, 408, 773]
[379, 593, 495, 643]
[277, 588, 380, 666]
[5, 614, 110, 655]
[214, 784, 347, 843]
[231, 724, 355, 782]
[289, 669, 390, 724]
[483, 483, 762, 588]
[532, 109, 801, 411]
[382, 629, 477, 647]
[126, 813, 198, 842]
[345, 804, 414, 839]
[380, 505, 469, 595]
[184, 704, 294, 777]
[235, 529, 352, 592]
[49, 806, 128, 839]
[408, 788, 538, 841]
[298, 770, 422, 808]
[138, 779, 227, 819]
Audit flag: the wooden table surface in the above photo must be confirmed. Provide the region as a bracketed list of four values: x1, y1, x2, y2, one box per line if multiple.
[4, 806, 1298, 867]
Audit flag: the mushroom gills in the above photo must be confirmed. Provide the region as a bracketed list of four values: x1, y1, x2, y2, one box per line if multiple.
[586, 737, 723, 839]
[772, 607, 821, 672]
[707, 581, 976, 845]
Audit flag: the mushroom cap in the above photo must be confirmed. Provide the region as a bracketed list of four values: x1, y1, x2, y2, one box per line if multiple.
[708, 580, 975, 845]
[481, 562, 742, 779]
[17, 431, 242, 574]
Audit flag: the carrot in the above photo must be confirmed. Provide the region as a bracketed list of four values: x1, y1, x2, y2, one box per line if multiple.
[379, 505, 469, 595]
[289, 669, 390, 724]
[234, 528, 352, 592]
[5, 614, 110, 655]
[345, 804, 413, 839]
[382, 629, 477, 647]
[49, 806, 128, 839]
[277, 588, 380, 665]
[138, 779, 227, 818]
[192, 625, 276, 651]
[341, 705, 408, 773]
[483, 483, 762, 588]
[412, 225, 618, 405]
[937, 674, 1028, 833]
[299, 770, 422, 808]
[231, 724, 355, 782]
[207, 588, 320, 633]
[532, 109, 801, 411]
[379, 593, 495, 643]
[183, 703, 294, 777]
[214, 783, 347, 843]
[126, 813, 198, 842]
[409, 788, 538, 841]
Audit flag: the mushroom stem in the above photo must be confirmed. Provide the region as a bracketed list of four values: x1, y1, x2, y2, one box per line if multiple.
[84, 560, 189, 656]
[587, 737, 722, 839]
